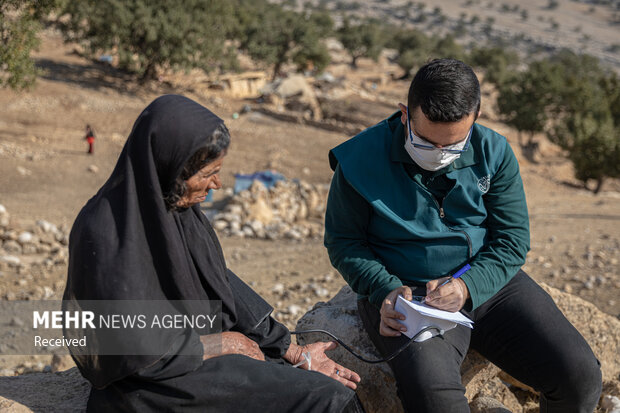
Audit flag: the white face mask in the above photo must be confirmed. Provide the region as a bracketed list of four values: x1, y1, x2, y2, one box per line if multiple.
[404, 109, 472, 171]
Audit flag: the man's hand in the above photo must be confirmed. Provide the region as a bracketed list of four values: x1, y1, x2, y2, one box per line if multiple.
[425, 278, 469, 312]
[201, 331, 265, 361]
[379, 285, 412, 337]
[284, 342, 361, 390]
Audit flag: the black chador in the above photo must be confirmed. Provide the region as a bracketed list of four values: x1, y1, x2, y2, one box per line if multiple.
[63, 95, 355, 412]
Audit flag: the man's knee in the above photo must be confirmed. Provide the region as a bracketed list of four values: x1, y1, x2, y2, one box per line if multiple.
[389, 350, 468, 412]
[544, 352, 602, 411]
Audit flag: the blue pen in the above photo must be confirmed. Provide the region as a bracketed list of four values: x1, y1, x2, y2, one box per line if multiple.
[437, 263, 471, 289]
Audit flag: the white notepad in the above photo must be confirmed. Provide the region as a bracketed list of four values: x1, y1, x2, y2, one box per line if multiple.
[394, 295, 474, 342]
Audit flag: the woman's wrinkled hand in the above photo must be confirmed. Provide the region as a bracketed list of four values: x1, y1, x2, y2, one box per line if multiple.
[201, 331, 265, 361]
[285, 342, 361, 390]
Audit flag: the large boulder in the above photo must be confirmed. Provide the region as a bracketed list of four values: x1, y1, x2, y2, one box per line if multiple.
[0, 368, 89, 412]
[296, 285, 620, 413]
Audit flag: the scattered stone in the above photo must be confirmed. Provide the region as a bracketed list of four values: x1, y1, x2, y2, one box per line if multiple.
[272, 283, 285, 295]
[0, 255, 21, 267]
[469, 396, 512, 413]
[17, 232, 34, 245]
[601, 395, 620, 412]
[36, 220, 57, 234]
[17, 166, 32, 176]
[87, 165, 99, 173]
[0, 204, 9, 227]
[212, 179, 328, 240]
[50, 354, 75, 373]
[2, 241, 22, 255]
[287, 304, 302, 317]
[0, 207, 70, 290]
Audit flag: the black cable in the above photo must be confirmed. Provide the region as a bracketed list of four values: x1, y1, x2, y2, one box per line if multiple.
[291, 326, 444, 364]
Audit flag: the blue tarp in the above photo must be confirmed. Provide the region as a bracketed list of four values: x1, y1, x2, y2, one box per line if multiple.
[233, 170, 286, 194]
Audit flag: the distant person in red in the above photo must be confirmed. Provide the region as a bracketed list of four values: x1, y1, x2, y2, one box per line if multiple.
[85, 125, 95, 155]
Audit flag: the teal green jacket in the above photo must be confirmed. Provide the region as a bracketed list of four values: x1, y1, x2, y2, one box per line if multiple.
[324, 112, 530, 310]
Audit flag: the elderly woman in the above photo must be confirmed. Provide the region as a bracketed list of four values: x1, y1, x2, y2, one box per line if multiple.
[63, 95, 362, 412]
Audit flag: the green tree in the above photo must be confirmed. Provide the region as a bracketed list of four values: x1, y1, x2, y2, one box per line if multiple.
[433, 34, 465, 61]
[234, 1, 332, 79]
[554, 114, 619, 193]
[496, 58, 564, 148]
[390, 29, 464, 78]
[467, 46, 520, 86]
[544, 52, 620, 192]
[0, 0, 59, 89]
[337, 18, 385, 68]
[498, 51, 620, 192]
[62, 0, 235, 81]
[391, 28, 432, 77]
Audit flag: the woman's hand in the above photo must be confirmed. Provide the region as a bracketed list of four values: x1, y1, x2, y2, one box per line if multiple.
[201, 331, 265, 361]
[284, 342, 361, 390]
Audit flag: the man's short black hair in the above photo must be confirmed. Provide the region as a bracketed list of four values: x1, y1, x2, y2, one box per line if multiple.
[407, 58, 480, 123]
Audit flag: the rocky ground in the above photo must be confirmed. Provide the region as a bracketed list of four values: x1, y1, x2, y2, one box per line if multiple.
[0, 27, 619, 411]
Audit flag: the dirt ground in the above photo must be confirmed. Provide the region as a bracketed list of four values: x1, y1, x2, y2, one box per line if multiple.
[0, 29, 618, 375]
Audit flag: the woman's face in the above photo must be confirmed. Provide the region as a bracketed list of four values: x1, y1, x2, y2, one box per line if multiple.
[176, 156, 225, 208]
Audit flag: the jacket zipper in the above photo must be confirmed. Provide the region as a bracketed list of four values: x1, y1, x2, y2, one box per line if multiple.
[460, 230, 473, 258]
[414, 181, 473, 258]
[429, 195, 445, 218]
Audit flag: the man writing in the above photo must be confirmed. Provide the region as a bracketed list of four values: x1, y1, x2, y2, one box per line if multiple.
[324, 58, 601, 412]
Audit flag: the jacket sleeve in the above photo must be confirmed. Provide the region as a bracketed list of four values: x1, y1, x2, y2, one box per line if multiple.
[228, 270, 291, 358]
[324, 164, 403, 308]
[460, 143, 530, 310]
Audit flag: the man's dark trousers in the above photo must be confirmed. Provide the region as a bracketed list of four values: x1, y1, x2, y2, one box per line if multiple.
[358, 271, 602, 412]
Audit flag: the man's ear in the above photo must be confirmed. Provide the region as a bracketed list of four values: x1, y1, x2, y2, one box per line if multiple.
[398, 103, 407, 125]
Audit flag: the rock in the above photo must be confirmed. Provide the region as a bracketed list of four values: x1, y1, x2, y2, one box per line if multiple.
[296, 286, 400, 413]
[50, 355, 75, 373]
[36, 220, 57, 234]
[287, 304, 302, 317]
[469, 396, 512, 413]
[2, 241, 22, 255]
[21, 244, 37, 255]
[87, 165, 99, 173]
[260, 74, 322, 121]
[16, 166, 32, 176]
[272, 283, 285, 295]
[0, 204, 8, 227]
[17, 231, 35, 245]
[296, 284, 620, 413]
[212, 178, 328, 240]
[540, 284, 620, 383]
[601, 395, 620, 412]
[0, 368, 89, 412]
[0, 255, 21, 267]
[472, 376, 523, 412]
